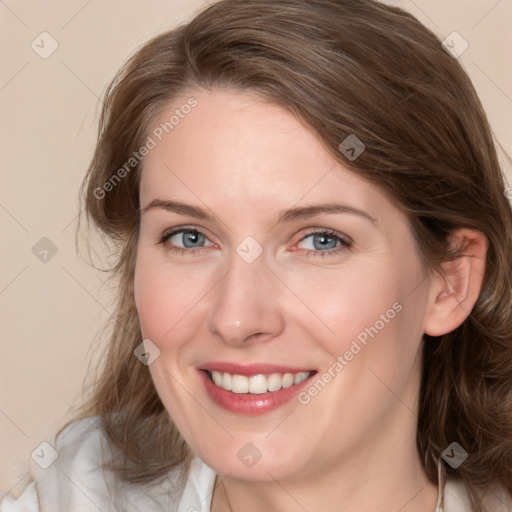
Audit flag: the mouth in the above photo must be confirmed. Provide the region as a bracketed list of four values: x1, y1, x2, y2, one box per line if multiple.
[205, 369, 313, 394]
[198, 363, 317, 415]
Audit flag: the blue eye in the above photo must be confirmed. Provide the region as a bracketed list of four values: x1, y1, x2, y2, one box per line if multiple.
[161, 229, 214, 251]
[297, 230, 351, 255]
[158, 227, 351, 258]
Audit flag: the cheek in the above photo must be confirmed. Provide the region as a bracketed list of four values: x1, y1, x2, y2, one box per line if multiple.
[133, 252, 210, 433]
[290, 255, 427, 366]
[291, 267, 427, 442]
[290, 263, 399, 343]
[133, 251, 208, 345]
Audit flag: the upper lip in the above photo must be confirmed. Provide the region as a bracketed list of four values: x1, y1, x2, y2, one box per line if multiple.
[200, 362, 315, 376]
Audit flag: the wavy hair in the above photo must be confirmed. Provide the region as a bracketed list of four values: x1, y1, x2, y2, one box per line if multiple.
[68, 0, 512, 510]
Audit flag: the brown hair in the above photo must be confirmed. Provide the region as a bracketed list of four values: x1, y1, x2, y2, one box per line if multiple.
[71, 0, 512, 509]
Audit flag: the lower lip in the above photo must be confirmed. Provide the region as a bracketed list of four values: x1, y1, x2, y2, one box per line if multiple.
[199, 370, 314, 415]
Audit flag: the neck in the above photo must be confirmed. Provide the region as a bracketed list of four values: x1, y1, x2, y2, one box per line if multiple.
[211, 415, 438, 512]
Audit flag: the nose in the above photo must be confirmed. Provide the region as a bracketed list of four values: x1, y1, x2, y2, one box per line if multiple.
[207, 251, 285, 347]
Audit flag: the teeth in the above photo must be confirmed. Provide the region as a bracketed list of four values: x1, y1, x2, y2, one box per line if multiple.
[249, 374, 268, 394]
[212, 371, 223, 387]
[282, 373, 295, 388]
[209, 370, 311, 394]
[231, 374, 249, 393]
[267, 373, 282, 392]
[222, 372, 232, 391]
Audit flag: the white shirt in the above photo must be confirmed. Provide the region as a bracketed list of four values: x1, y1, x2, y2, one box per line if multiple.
[1, 417, 510, 511]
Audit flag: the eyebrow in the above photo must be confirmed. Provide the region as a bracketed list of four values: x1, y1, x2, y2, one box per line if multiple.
[276, 203, 377, 225]
[141, 199, 211, 219]
[141, 199, 377, 225]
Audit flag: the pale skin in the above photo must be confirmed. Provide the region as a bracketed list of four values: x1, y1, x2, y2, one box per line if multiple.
[133, 87, 487, 512]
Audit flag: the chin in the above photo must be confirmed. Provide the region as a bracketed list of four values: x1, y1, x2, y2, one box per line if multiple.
[195, 433, 309, 482]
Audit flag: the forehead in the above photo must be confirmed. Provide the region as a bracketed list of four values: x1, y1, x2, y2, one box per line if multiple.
[139, 88, 393, 223]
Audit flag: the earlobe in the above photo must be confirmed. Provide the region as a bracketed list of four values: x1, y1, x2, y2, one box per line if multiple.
[423, 228, 488, 337]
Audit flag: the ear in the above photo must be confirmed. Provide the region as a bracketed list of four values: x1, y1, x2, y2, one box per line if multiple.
[423, 228, 488, 337]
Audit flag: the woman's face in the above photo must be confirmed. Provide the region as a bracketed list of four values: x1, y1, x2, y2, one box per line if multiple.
[134, 87, 433, 482]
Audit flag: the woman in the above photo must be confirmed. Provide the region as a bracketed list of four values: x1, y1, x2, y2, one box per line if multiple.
[2, 0, 511, 510]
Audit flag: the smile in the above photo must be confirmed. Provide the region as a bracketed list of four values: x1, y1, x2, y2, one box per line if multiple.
[199, 364, 316, 415]
[207, 370, 312, 394]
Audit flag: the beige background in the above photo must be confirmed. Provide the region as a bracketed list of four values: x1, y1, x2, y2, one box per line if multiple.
[1, 0, 511, 496]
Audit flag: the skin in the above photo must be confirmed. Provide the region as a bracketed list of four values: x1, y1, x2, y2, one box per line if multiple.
[133, 87, 487, 512]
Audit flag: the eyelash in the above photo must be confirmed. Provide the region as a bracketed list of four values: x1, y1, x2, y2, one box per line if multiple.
[296, 229, 352, 258]
[158, 227, 212, 256]
[158, 227, 353, 258]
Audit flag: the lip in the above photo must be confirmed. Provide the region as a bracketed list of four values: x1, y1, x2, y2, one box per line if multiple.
[197, 363, 316, 416]
[200, 362, 314, 376]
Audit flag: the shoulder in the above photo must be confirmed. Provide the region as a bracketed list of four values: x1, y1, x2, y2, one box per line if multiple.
[0, 416, 195, 512]
[34, 415, 113, 510]
[478, 481, 512, 512]
[442, 477, 512, 512]
[0, 482, 38, 512]
[1, 417, 103, 512]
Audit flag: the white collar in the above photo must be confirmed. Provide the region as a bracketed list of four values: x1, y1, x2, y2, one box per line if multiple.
[177, 455, 216, 512]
